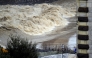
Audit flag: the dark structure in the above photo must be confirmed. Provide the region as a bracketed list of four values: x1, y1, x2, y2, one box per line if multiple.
[77, 0, 89, 58]
[0, 0, 58, 5]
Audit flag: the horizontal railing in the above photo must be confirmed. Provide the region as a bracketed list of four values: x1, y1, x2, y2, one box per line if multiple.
[37, 44, 76, 57]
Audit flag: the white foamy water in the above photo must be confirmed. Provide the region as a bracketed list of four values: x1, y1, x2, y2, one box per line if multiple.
[68, 34, 76, 50]
[0, 3, 75, 35]
[0, 0, 77, 48]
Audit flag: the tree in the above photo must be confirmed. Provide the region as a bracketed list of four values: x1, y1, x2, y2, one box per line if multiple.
[6, 36, 38, 58]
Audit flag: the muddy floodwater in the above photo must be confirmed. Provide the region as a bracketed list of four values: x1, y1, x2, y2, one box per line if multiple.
[0, 0, 77, 48]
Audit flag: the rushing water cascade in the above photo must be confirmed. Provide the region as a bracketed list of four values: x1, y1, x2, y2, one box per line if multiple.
[0, 4, 75, 35]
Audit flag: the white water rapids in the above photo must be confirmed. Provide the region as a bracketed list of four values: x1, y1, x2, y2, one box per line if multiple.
[0, 0, 76, 48]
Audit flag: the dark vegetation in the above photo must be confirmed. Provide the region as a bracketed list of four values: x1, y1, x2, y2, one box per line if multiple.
[0, 36, 38, 58]
[0, 36, 75, 58]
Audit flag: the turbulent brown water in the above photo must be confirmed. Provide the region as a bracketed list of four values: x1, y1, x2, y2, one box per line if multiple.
[0, 3, 75, 35]
[0, 0, 76, 48]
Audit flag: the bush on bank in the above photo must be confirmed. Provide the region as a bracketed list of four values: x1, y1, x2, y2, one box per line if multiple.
[0, 36, 38, 58]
